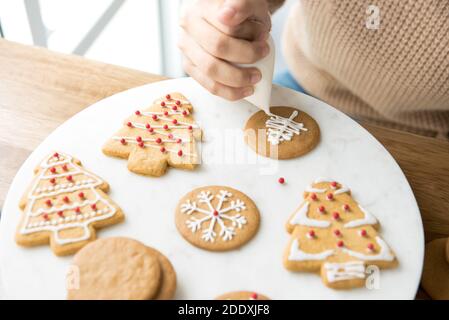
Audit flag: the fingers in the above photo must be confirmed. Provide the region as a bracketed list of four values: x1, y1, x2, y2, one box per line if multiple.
[217, 0, 269, 27]
[181, 13, 269, 64]
[210, 14, 271, 41]
[182, 57, 254, 101]
[178, 29, 262, 88]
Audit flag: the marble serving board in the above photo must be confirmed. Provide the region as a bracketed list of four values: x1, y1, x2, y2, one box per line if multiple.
[0, 78, 423, 299]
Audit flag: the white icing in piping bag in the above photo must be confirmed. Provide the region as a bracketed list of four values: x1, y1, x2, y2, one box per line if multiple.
[242, 35, 275, 114]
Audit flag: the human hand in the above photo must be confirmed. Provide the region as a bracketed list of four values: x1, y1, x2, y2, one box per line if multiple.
[179, 0, 271, 101]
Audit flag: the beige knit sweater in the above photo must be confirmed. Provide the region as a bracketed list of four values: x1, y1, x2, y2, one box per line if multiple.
[270, 0, 449, 138]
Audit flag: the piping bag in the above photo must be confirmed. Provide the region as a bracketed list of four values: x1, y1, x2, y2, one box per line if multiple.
[242, 35, 275, 115]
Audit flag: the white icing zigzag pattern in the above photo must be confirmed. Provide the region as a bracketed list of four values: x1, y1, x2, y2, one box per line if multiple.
[20, 153, 117, 245]
[265, 110, 307, 145]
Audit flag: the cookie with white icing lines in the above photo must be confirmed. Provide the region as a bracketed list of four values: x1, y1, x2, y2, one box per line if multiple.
[216, 291, 270, 300]
[16, 152, 125, 256]
[283, 179, 397, 289]
[244, 106, 320, 159]
[102, 92, 202, 177]
[175, 186, 260, 251]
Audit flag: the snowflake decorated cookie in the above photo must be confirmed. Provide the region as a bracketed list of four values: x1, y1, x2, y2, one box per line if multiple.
[102, 92, 202, 177]
[283, 179, 398, 289]
[16, 152, 125, 256]
[175, 186, 260, 251]
[244, 106, 320, 160]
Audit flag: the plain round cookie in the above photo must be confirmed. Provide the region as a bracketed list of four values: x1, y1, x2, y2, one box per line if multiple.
[216, 291, 270, 300]
[146, 247, 177, 300]
[175, 186, 260, 251]
[67, 237, 161, 300]
[244, 106, 320, 160]
[421, 238, 449, 300]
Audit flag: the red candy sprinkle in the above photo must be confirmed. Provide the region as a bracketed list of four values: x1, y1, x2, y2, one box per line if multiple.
[138, 141, 145, 148]
[176, 100, 181, 106]
[120, 138, 126, 145]
[156, 138, 162, 144]
[91, 204, 97, 210]
[50, 167, 57, 174]
[337, 240, 344, 248]
[172, 106, 178, 111]
[146, 123, 151, 129]
[63, 196, 70, 203]
[360, 229, 367, 237]
[160, 147, 166, 153]
[177, 139, 182, 144]
[343, 204, 350, 211]
[177, 150, 183, 157]
[57, 211, 64, 217]
[136, 136, 142, 142]
[172, 119, 178, 125]
[250, 293, 258, 300]
[164, 111, 169, 116]
[278, 177, 285, 184]
[213, 210, 219, 217]
[161, 101, 166, 107]
[308, 230, 316, 238]
[367, 243, 375, 251]
[334, 229, 341, 237]
[53, 152, 59, 158]
[332, 212, 340, 220]
[166, 94, 171, 100]
[182, 110, 188, 116]
[67, 175, 73, 181]
[326, 193, 334, 200]
[135, 110, 141, 116]
[330, 181, 337, 188]
[310, 193, 317, 201]
[127, 122, 133, 127]
[148, 128, 154, 133]
[168, 134, 174, 139]
[78, 192, 85, 199]
[45, 199, 52, 207]
[318, 205, 325, 213]
[152, 114, 158, 121]
[43, 213, 49, 220]
[163, 124, 169, 130]
[50, 178, 56, 184]
[188, 125, 193, 130]
[75, 207, 81, 214]
[62, 164, 68, 171]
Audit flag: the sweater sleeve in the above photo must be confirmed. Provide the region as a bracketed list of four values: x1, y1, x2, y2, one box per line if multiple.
[267, 0, 285, 13]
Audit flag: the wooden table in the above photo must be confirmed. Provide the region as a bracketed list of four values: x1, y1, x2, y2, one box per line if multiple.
[1, 39, 449, 243]
[1, 39, 447, 300]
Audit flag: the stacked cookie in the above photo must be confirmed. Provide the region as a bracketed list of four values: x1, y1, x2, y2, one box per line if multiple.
[67, 237, 176, 300]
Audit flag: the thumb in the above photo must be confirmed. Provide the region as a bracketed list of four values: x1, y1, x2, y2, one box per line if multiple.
[217, 0, 256, 27]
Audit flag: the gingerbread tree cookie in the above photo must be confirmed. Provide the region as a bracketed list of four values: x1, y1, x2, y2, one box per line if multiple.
[175, 186, 260, 251]
[102, 93, 201, 177]
[283, 178, 397, 289]
[16, 152, 125, 256]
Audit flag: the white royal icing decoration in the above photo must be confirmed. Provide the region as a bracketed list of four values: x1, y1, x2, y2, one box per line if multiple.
[342, 237, 395, 261]
[20, 153, 117, 245]
[324, 261, 366, 283]
[288, 239, 335, 261]
[265, 110, 307, 145]
[289, 202, 331, 228]
[343, 205, 378, 228]
[181, 190, 247, 242]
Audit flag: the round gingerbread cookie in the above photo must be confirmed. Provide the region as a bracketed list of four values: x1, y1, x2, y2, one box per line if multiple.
[175, 186, 260, 251]
[146, 246, 177, 300]
[67, 237, 161, 300]
[244, 106, 320, 160]
[421, 238, 449, 300]
[216, 291, 270, 300]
